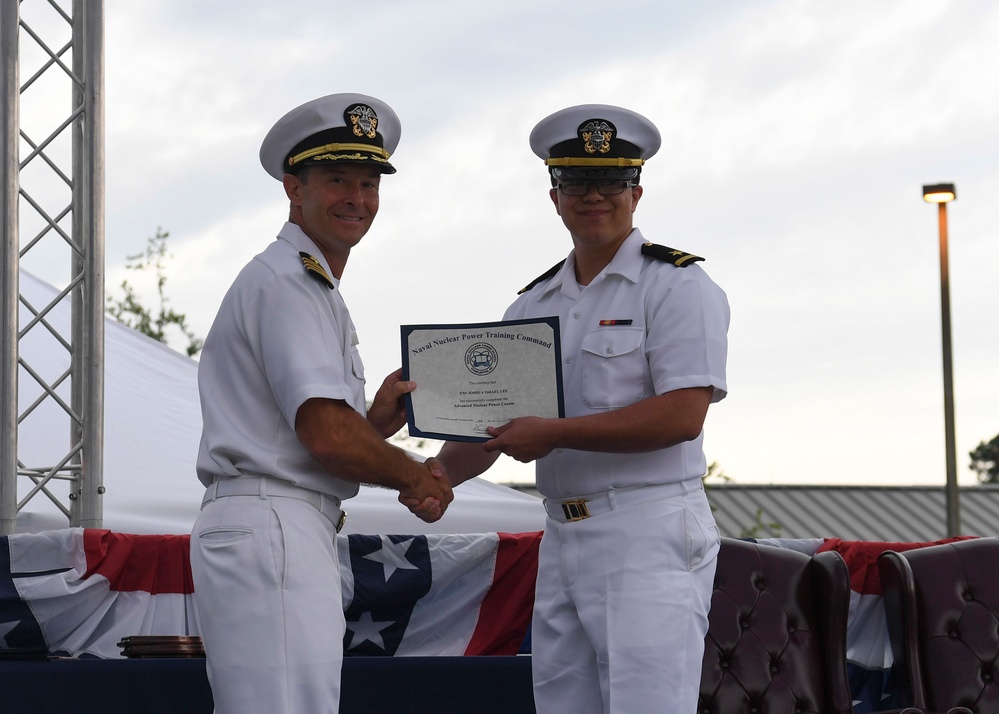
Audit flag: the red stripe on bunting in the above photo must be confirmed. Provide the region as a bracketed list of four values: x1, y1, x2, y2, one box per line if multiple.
[83, 529, 195, 595]
[817, 536, 976, 595]
[464, 531, 541, 656]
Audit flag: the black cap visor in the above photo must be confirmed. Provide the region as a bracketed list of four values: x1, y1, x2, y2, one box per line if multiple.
[551, 166, 639, 182]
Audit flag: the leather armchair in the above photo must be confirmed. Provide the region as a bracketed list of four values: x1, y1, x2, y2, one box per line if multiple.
[697, 538, 941, 714]
[878, 537, 999, 714]
[698, 537, 856, 713]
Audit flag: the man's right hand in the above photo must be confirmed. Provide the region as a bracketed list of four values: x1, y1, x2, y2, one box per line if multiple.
[398, 457, 453, 523]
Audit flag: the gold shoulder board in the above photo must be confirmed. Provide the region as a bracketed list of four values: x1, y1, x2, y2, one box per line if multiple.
[300, 252, 335, 289]
[640, 242, 704, 267]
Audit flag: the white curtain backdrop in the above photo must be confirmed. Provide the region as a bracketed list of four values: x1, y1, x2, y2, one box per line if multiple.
[15, 269, 545, 536]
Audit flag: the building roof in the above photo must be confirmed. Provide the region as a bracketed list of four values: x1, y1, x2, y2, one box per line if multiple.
[706, 484, 999, 542]
[504, 482, 999, 543]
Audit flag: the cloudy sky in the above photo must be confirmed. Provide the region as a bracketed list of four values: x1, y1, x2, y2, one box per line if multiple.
[16, 0, 999, 488]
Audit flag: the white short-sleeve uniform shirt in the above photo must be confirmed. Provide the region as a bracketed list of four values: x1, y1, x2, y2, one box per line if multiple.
[504, 228, 730, 500]
[196, 222, 363, 501]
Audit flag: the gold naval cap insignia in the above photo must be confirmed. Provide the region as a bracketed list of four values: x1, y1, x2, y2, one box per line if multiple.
[579, 119, 614, 155]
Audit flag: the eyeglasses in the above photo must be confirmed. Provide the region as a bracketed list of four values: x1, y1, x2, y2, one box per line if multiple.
[556, 179, 637, 196]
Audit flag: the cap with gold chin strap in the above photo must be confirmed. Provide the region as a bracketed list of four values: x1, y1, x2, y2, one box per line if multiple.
[258, 92, 402, 180]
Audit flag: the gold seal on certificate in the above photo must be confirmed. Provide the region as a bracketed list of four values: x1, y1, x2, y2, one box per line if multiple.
[401, 318, 565, 442]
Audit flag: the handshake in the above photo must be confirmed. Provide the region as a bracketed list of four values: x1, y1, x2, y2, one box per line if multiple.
[397, 457, 453, 524]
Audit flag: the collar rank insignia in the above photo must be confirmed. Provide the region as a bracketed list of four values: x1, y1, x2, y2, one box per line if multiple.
[300, 252, 335, 289]
[518, 259, 566, 294]
[641, 242, 704, 267]
[346, 103, 378, 139]
[579, 119, 614, 155]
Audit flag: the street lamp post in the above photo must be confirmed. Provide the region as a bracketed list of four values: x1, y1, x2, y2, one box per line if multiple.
[922, 183, 959, 537]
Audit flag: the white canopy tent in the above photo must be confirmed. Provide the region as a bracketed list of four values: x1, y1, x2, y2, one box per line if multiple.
[15, 269, 545, 536]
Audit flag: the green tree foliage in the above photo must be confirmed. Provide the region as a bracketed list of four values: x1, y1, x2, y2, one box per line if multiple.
[739, 508, 784, 539]
[703, 461, 784, 538]
[970, 433, 999, 484]
[106, 228, 203, 357]
[702, 460, 732, 485]
[390, 429, 441, 458]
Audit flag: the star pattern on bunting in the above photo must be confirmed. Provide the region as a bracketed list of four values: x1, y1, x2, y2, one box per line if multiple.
[362, 535, 420, 581]
[345, 611, 396, 652]
[342, 534, 434, 656]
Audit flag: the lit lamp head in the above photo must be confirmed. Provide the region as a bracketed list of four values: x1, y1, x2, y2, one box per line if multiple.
[922, 183, 957, 203]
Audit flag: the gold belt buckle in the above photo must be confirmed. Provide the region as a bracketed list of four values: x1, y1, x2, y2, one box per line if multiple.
[561, 500, 590, 522]
[336, 509, 347, 533]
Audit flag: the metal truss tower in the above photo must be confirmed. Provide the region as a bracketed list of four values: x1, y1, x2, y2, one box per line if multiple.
[1, 0, 105, 534]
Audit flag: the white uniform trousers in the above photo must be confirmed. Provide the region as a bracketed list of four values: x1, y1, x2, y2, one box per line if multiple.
[532, 481, 719, 714]
[191, 491, 343, 714]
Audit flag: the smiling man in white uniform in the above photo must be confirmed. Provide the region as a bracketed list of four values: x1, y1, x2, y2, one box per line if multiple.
[430, 104, 729, 713]
[191, 93, 452, 714]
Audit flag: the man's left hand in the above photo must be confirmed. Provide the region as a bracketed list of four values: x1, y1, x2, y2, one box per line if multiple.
[368, 368, 414, 438]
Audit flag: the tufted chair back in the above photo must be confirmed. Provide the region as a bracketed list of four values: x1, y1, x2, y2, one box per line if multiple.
[698, 538, 855, 714]
[878, 537, 999, 714]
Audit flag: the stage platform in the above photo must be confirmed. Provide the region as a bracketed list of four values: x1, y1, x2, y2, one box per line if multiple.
[0, 654, 536, 713]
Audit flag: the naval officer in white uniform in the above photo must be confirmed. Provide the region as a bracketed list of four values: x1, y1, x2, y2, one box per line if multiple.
[429, 103, 729, 713]
[191, 92, 452, 714]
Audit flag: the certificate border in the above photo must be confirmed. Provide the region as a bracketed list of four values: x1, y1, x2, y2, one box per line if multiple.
[400, 317, 564, 443]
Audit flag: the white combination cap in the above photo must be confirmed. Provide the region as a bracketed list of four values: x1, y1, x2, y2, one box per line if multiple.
[529, 104, 661, 177]
[259, 92, 401, 180]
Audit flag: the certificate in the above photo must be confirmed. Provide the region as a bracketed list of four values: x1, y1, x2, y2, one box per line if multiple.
[401, 318, 565, 442]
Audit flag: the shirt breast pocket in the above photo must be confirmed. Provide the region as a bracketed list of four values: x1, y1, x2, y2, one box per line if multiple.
[580, 327, 647, 409]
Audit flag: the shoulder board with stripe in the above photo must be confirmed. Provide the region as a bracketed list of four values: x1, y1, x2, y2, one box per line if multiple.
[518, 259, 566, 295]
[300, 252, 335, 290]
[640, 242, 704, 267]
